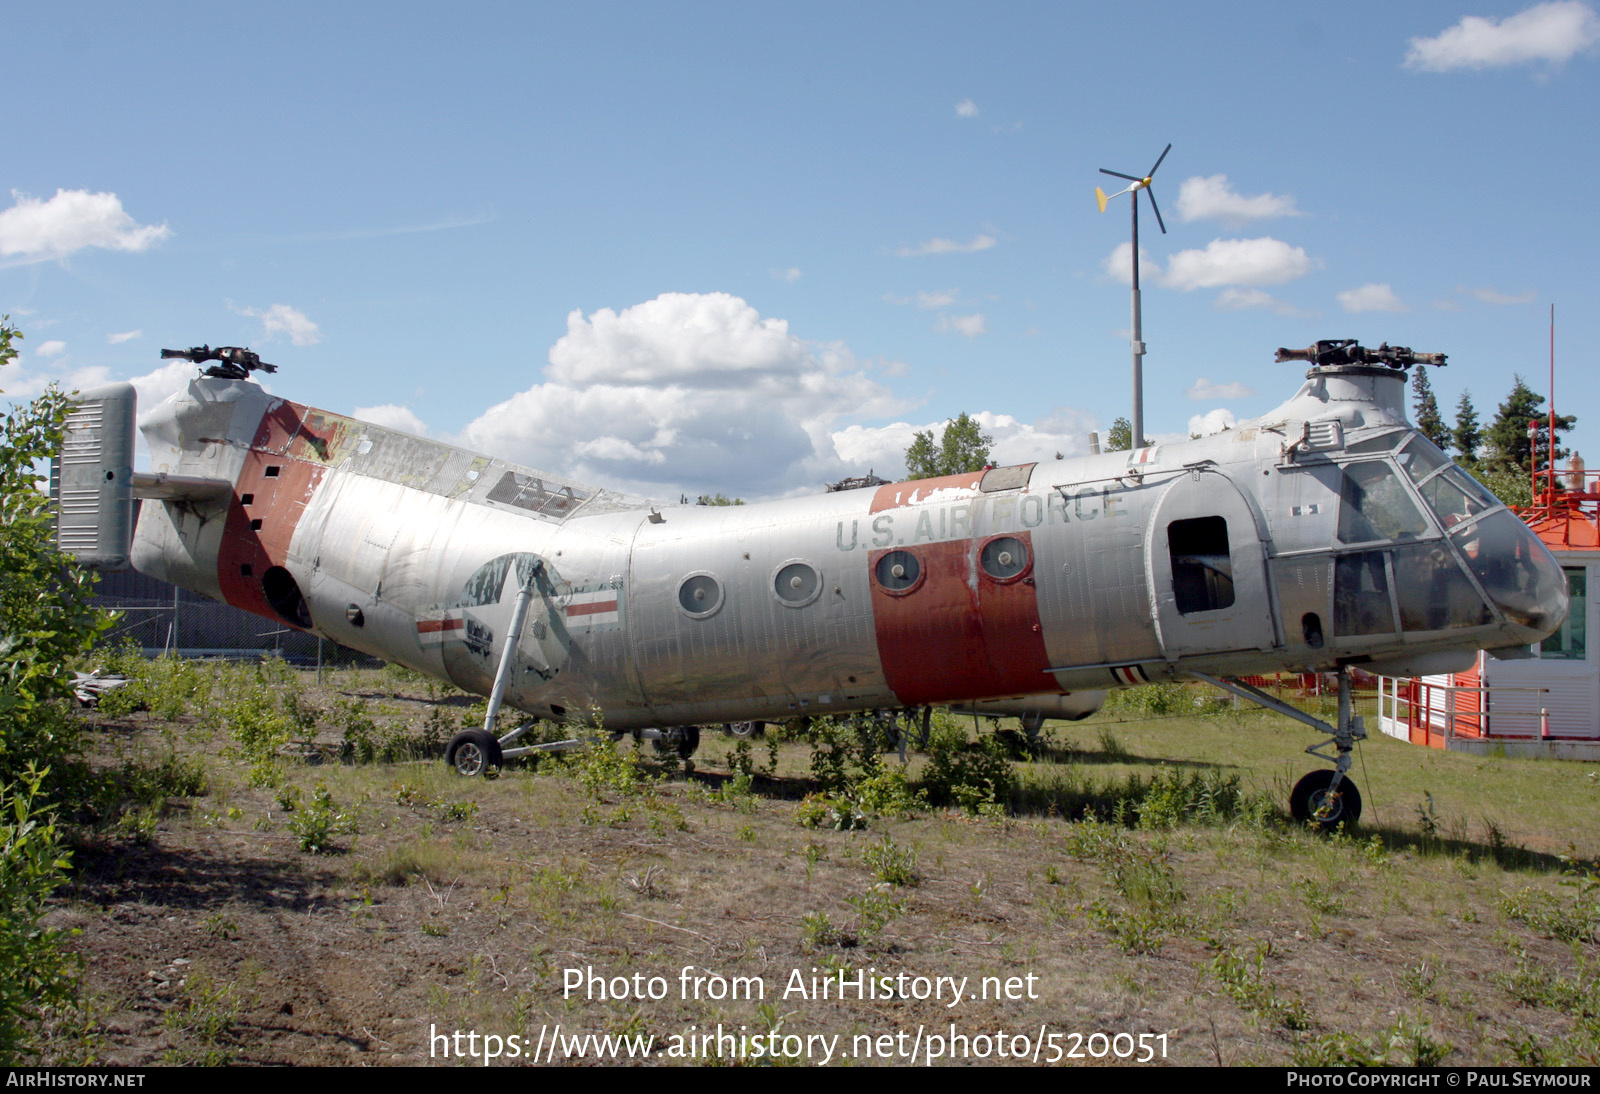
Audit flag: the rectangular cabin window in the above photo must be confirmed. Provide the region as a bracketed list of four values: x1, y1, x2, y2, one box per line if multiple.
[1540, 567, 1587, 660]
[264, 466, 281, 478]
[1334, 551, 1396, 637]
[1169, 516, 1235, 614]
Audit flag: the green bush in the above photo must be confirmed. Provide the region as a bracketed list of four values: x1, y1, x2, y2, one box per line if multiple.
[289, 781, 358, 853]
[920, 721, 1016, 812]
[0, 767, 82, 1059]
[805, 715, 885, 794]
[853, 768, 927, 819]
[1, 319, 113, 1055]
[1136, 767, 1256, 829]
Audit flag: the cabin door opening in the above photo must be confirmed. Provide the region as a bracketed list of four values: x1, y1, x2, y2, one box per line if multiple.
[1147, 469, 1278, 660]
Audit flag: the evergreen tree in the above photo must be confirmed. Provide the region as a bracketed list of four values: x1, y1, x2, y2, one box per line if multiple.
[1483, 374, 1575, 477]
[1410, 367, 1449, 449]
[1105, 416, 1132, 453]
[904, 412, 995, 479]
[1452, 390, 1481, 464]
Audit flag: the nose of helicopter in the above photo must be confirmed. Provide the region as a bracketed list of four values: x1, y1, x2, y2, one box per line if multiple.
[1451, 509, 1569, 643]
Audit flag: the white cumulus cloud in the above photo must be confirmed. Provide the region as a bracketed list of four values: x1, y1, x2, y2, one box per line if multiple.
[831, 407, 1097, 480]
[895, 234, 997, 257]
[882, 289, 962, 309]
[353, 404, 429, 436]
[1187, 378, 1257, 401]
[1188, 408, 1238, 437]
[459, 292, 914, 499]
[235, 303, 322, 346]
[1213, 288, 1310, 316]
[1176, 175, 1303, 226]
[955, 99, 979, 117]
[0, 189, 170, 261]
[107, 329, 142, 344]
[1100, 242, 1161, 287]
[935, 313, 987, 339]
[1337, 283, 1407, 313]
[1, 364, 109, 402]
[1460, 285, 1538, 305]
[1405, 1, 1600, 70]
[36, 341, 66, 358]
[1163, 238, 1313, 291]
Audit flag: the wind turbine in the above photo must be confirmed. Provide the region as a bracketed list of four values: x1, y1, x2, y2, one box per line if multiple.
[1096, 142, 1170, 450]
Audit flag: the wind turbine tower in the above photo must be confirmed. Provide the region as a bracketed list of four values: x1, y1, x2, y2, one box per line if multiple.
[1096, 143, 1171, 449]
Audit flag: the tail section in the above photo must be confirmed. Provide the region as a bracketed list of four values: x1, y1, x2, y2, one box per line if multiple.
[52, 383, 139, 570]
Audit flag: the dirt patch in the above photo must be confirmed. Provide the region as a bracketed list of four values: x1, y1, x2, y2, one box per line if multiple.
[45, 668, 1600, 1066]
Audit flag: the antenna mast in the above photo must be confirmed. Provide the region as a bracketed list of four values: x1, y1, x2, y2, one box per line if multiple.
[1096, 142, 1170, 449]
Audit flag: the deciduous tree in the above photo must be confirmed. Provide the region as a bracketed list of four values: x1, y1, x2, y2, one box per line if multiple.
[904, 412, 995, 479]
[1105, 417, 1132, 453]
[0, 317, 109, 1057]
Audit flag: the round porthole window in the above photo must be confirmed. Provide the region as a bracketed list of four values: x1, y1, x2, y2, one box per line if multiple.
[773, 560, 822, 607]
[874, 549, 923, 594]
[677, 572, 724, 618]
[980, 535, 1030, 581]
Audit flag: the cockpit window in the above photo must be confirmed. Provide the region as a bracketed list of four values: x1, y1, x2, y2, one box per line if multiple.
[1395, 436, 1451, 484]
[1450, 509, 1568, 632]
[1337, 462, 1428, 544]
[1420, 466, 1496, 529]
[1393, 542, 1491, 631]
[1344, 430, 1406, 455]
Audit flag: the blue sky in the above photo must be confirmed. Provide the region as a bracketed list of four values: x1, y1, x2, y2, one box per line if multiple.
[4, 1, 1597, 500]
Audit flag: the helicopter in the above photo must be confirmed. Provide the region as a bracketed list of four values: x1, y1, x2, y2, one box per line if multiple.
[53, 339, 1568, 828]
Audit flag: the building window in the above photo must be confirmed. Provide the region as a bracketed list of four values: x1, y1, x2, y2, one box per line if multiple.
[1540, 567, 1586, 660]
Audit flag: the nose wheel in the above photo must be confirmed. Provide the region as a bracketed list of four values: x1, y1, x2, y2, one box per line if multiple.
[1188, 665, 1368, 831]
[1289, 768, 1362, 830]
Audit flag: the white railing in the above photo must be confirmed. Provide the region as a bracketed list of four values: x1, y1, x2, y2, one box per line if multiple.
[1378, 678, 1552, 743]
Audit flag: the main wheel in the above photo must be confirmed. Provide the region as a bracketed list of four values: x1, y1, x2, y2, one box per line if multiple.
[652, 725, 701, 759]
[446, 729, 503, 777]
[723, 721, 761, 739]
[1290, 769, 1362, 830]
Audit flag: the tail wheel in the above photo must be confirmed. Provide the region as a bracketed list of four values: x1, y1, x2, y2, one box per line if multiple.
[446, 729, 503, 777]
[1290, 769, 1362, 830]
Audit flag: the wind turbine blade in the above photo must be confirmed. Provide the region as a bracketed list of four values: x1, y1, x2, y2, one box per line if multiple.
[1096, 187, 1109, 214]
[1148, 143, 1172, 177]
[1145, 187, 1167, 234]
[1099, 168, 1142, 182]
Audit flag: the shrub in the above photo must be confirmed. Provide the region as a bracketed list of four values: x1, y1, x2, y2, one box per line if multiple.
[920, 721, 1015, 812]
[0, 767, 82, 1059]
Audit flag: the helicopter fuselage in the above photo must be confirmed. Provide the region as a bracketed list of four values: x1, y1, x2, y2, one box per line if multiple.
[87, 361, 1563, 735]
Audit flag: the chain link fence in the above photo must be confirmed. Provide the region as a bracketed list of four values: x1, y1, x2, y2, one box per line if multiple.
[91, 567, 378, 668]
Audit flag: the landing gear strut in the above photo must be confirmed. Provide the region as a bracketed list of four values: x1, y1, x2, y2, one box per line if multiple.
[1188, 666, 1366, 831]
